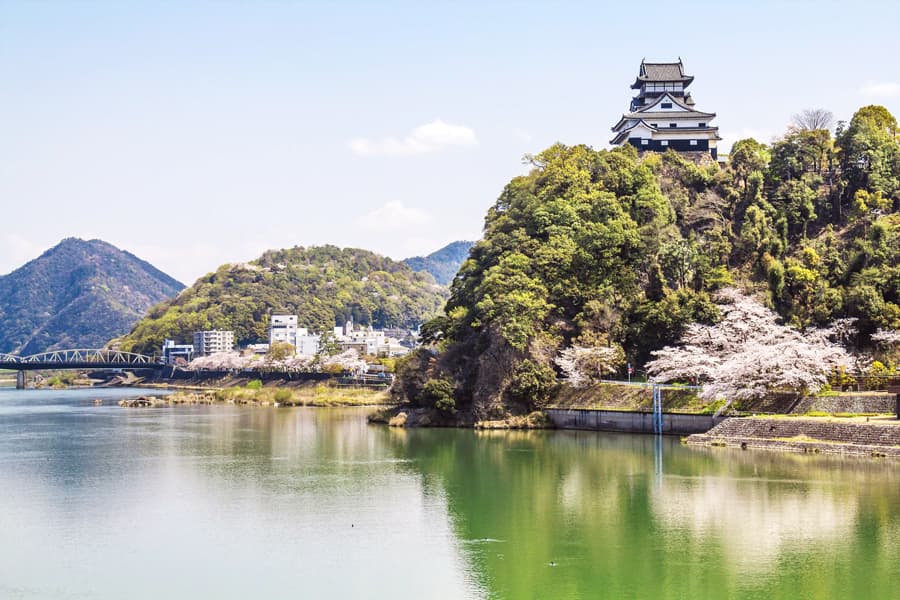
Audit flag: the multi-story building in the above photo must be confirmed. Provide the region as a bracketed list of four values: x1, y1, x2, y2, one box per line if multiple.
[193, 330, 235, 356]
[610, 59, 721, 159]
[161, 339, 194, 366]
[269, 314, 320, 356]
[269, 315, 300, 346]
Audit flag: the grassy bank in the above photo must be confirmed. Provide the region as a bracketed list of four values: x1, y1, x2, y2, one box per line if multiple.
[163, 382, 391, 407]
[550, 382, 714, 413]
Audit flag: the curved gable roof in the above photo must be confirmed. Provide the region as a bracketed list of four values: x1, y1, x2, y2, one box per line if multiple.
[631, 59, 694, 89]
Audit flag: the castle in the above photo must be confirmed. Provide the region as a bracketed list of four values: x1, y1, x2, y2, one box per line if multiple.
[610, 59, 721, 159]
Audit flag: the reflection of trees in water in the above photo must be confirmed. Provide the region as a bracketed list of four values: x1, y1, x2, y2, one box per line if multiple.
[381, 428, 900, 600]
[38, 400, 899, 600]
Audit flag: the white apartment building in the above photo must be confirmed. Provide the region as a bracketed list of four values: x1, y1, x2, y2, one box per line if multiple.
[193, 330, 235, 356]
[270, 315, 302, 345]
[269, 314, 320, 356]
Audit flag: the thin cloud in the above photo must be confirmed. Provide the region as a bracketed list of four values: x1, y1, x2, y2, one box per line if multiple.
[355, 201, 432, 231]
[349, 119, 477, 157]
[861, 82, 900, 98]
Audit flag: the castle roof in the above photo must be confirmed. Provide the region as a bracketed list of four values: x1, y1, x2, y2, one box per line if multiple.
[631, 59, 694, 89]
[632, 92, 713, 116]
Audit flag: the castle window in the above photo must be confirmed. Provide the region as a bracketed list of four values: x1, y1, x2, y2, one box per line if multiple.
[661, 102, 672, 109]
[669, 123, 677, 128]
[690, 140, 698, 146]
[698, 122, 706, 128]
[641, 139, 649, 145]
[661, 140, 669, 146]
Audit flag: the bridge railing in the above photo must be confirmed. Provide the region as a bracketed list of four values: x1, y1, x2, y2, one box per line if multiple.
[0, 349, 159, 366]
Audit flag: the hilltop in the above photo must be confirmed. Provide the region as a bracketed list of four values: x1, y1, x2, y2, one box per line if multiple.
[0, 238, 184, 355]
[118, 245, 448, 355]
[404, 241, 475, 285]
[394, 104, 900, 421]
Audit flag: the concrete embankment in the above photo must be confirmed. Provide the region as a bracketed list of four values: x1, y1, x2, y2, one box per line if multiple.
[545, 408, 726, 435]
[688, 417, 900, 458]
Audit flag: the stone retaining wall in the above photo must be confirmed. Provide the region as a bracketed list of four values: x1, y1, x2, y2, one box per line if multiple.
[790, 393, 897, 415]
[545, 409, 725, 435]
[688, 417, 900, 458]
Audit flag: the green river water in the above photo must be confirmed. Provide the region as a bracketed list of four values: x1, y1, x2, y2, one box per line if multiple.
[1, 387, 899, 599]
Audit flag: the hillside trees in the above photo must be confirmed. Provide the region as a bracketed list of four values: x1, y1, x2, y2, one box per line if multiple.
[119, 246, 447, 355]
[393, 104, 900, 418]
[400, 144, 722, 418]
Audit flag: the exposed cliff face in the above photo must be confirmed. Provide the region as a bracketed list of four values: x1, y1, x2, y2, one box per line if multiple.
[0, 238, 184, 355]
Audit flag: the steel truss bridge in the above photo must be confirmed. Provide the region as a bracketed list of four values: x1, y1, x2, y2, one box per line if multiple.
[0, 349, 160, 371]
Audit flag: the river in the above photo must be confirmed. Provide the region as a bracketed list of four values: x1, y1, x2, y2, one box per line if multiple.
[1, 387, 899, 599]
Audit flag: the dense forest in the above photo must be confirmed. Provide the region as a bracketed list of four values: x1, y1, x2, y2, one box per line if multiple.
[118, 246, 447, 355]
[395, 105, 900, 419]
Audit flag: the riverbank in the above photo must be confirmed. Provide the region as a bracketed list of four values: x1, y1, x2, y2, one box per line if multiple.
[688, 415, 900, 458]
[121, 382, 390, 408]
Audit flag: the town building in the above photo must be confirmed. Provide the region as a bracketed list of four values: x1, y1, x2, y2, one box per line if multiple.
[295, 334, 321, 357]
[269, 315, 302, 346]
[610, 59, 721, 159]
[193, 330, 235, 356]
[269, 314, 320, 356]
[335, 321, 409, 358]
[161, 339, 194, 366]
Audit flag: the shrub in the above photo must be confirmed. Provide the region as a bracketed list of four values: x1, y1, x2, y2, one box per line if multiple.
[508, 359, 557, 408]
[421, 378, 456, 414]
[246, 379, 263, 390]
[273, 389, 292, 403]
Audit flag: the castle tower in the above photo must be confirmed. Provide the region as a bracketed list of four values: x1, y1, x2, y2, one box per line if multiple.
[610, 59, 721, 159]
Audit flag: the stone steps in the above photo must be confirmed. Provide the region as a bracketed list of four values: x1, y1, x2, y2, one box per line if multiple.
[688, 417, 900, 457]
[698, 417, 900, 446]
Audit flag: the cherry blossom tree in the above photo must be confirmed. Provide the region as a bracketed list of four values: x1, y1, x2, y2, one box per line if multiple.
[871, 329, 900, 348]
[555, 344, 625, 388]
[646, 288, 855, 407]
[188, 351, 249, 371]
[321, 349, 367, 375]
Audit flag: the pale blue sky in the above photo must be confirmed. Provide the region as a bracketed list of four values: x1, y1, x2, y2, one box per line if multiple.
[2, 0, 898, 284]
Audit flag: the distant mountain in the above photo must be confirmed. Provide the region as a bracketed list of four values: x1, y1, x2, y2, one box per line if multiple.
[0, 238, 184, 355]
[403, 241, 474, 285]
[119, 245, 448, 355]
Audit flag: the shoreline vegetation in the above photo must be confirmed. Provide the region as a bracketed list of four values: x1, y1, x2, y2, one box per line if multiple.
[7, 373, 900, 459]
[121, 380, 391, 408]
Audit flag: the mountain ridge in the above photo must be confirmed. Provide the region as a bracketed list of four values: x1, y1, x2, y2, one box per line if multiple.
[403, 241, 474, 285]
[0, 238, 184, 355]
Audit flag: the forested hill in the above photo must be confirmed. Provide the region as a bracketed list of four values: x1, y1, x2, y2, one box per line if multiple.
[0, 238, 184, 355]
[404, 241, 475, 285]
[395, 104, 900, 420]
[118, 245, 448, 355]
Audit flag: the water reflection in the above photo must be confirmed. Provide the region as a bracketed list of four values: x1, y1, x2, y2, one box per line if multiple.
[2, 389, 900, 600]
[384, 428, 900, 599]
